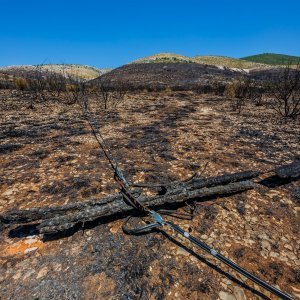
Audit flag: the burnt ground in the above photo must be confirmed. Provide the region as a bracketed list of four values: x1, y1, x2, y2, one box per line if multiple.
[0, 90, 299, 300]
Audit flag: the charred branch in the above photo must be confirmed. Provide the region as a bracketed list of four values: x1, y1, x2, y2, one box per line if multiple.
[1, 171, 259, 225]
[275, 161, 300, 178]
[37, 180, 257, 234]
[0, 171, 259, 234]
[1, 162, 298, 235]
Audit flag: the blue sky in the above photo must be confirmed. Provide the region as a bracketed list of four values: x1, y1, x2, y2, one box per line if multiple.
[0, 0, 299, 68]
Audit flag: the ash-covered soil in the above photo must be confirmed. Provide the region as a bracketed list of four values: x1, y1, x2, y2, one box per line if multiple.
[0, 90, 299, 299]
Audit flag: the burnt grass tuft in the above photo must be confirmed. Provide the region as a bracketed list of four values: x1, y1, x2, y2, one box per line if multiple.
[197, 278, 212, 293]
[233, 247, 245, 260]
[40, 177, 91, 196]
[0, 143, 23, 154]
[203, 206, 219, 220]
[29, 149, 50, 159]
[292, 269, 300, 283]
[268, 262, 283, 283]
[236, 200, 246, 215]
[197, 206, 219, 234]
[292, 188, 300, 203]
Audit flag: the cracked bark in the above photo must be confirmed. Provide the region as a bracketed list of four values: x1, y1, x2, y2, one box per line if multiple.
[0, 170, 259, 234]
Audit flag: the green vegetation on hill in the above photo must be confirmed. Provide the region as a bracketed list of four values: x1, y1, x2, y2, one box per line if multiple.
[242, 53, 300, 65]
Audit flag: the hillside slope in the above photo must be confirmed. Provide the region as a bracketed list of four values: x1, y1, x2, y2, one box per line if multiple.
[133, 53, 266, 69]
[40, 64, 110, 79]
[192, 55, 266, 69]
[95, 62, 241, 90]
[242, 53, 300, 65]
[0, 64, 111, 80]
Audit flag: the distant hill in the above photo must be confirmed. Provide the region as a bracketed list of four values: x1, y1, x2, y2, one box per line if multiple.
[95, 62, 242, 90]
[40, 64, 111, 79]
[192, 55, 265, 69]
[242, 53, 300, 65]
[133, 53, 266, 69]
[0, 64, 111, 80]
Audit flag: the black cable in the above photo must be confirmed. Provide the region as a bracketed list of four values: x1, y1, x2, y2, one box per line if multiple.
[166, 221, 293, 300]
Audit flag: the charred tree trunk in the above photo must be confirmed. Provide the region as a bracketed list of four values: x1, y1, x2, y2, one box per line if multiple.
[1, 162, 298, 236]
[0, 171, 259, 234]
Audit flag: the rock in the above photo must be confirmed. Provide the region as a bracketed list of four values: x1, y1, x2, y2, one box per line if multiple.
[176, 247, 190, 256]
[220, 282, 228, 289]
[24, 247, 38, 254]
[286, 251, 297, 260]
[25, 238, 38, 245]
[109, 223, 120, 234]
[233, 286, 247, 300]
[221, 278, 232, 285]
[246, 239, 255, 245]
[2, 188, 18, 197]
[219, 291, 236, 300]
[261, 240, 271, 251]
[279, 256, 289, 262]
[250, 216, 258, 223]
[53, 263, 62, 272]
[292, 293, 300, 299]
[36, 267, 48, 279]
[23, 269, 35, 280]
[12, 272, 22, 280]
[270, 251, 279, 258]
[284, 244, 293, 251]
[258, 232, 271, 241]
[206, 238, 214, 244]
[28, 185, 39, 192]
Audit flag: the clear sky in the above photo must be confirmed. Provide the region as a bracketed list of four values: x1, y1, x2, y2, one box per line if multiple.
[0, 0, 299, 68]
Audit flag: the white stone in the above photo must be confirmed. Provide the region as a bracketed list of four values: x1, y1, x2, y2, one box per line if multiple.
[284, 244, 293, 251]
[219, 291, 236, 300]
[24, 247, 38, 254]
[233, 286, 247, 300]
[270, 251, 279, 258]
[176, 248, 189, 256]
[2, 188, 17, 197]
[25, 238, 38, 245]
[261, 240, 271, 251]
[37, 267, 48, 279]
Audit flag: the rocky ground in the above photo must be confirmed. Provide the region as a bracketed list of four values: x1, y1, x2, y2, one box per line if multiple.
[0, 90, 299, 299]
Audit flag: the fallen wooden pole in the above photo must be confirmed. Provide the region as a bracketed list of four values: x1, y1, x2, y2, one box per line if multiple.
[1, 179, 255, 234]
[0, 170, 259, 224]
[39, 181, 256, 234]
[2, 162, 298, 235]
[275, 161, 300, 179]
